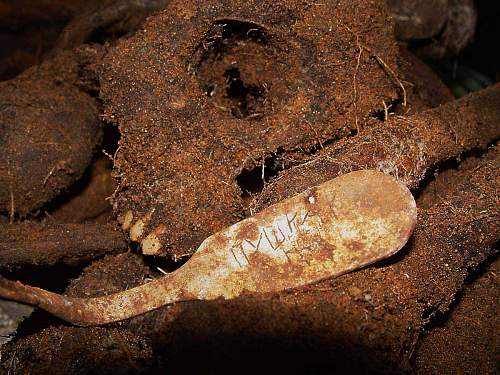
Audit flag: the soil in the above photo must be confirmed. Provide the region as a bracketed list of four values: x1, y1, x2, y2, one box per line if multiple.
[415, 256, 499, 375]
[102, 0, 401, 259]
[0, 51, 101, 217]
[45, 157, 116, 224]
[0, 222, 127, 273]
[0, 0, 498, 373]
[1, 149, 497, 374]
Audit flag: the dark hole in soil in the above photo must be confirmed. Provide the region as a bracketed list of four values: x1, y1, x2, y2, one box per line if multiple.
[370, 98, 401, 122]
[87, 26, 129, 46]
[223, 67, 267, 119]
[194, 20, 277, 120]
[370, 98, 405, 122]
[236, 150, 286, 199]
[101, 122, 121, 156]
[3, 263, 85, 293]
[142, 252, 190, 274]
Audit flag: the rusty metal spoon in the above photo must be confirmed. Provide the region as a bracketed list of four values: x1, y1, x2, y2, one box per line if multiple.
[0, 170, 416, 326]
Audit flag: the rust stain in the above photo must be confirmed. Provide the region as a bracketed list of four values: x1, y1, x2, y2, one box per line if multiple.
[235, 220, 259, 243]
[345, 240, 364, 252]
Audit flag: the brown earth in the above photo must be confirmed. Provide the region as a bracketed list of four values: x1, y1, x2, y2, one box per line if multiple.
[45, 157, 116, 224]
[0, 51, 102, 217]
[415, 256, 499, 375]
[0, 1, 498, 373]
[101, 0, 404, 260]
[0, 222, 127, 273]
[1, 147, 497, 374]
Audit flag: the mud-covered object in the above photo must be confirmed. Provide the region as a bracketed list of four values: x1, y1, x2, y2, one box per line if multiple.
[387, 0, 449, 40]
[101, 0, 402, 260]
[417, 0, 477, 59]
[0, 53, 101, 216]
[0, 222, 127, 272]
[387, 0, 477, 59]
[1, 149, 497, 374]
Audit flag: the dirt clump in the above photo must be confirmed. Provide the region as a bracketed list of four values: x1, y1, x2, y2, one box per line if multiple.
[46, 157, 116, 224]
[0, 222, 127, 273]
[102, 0, 404, 260]
[0, 51, 101, 218]
[414, 256, 499, 374]
[65, 252, 154, 298]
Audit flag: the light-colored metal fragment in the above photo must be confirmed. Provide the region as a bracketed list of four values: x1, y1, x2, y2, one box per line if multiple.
[0, 170, 416, 326]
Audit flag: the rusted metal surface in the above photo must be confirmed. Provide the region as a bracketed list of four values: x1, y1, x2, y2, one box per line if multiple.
[0, 170, 416, 326]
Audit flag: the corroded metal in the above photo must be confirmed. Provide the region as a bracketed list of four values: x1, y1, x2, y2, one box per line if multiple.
[0, 170, 416, 326]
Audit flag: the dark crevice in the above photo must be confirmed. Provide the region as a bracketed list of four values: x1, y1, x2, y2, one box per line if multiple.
[193, 20, 276, 120]
[222, 67, 268, 119]
[303, 128, 357, 157]
[236, 128, 357, 203]
[142, 253, 190, 274]
[86, 25, 129, 46]
[236, 148, 287, 199]
[101, 122, 121, 156]
[192, 20, 270, 72]
[370, 98, 402, 122]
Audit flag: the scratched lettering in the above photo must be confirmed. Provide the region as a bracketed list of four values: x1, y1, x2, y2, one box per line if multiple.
[239, 243, 250, 264]
[229, 209, 315, 267]
[230, 247, 243, 267]
[286, 212, 297, 233]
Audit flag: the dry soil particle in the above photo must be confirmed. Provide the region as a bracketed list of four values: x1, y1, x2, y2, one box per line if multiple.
[0, 51, 101, 217]
[100, 0, 403, 260]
